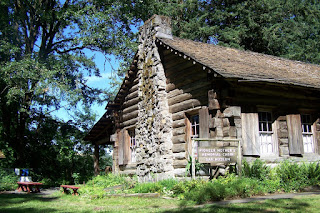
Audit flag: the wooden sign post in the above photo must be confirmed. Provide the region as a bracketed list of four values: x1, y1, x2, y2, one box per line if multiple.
[192, 138, 242, 179]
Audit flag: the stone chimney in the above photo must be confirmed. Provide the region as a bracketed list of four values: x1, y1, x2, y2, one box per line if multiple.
[135, 15, 174, 182]
[139, 14, 173, 43]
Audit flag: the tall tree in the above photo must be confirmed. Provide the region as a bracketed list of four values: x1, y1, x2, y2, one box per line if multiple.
[0, 0, 137, 167]
[122, 0, 320, 64]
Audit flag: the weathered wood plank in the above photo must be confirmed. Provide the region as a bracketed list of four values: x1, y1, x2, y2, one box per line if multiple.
[125, 90, 138, 102]
[172, 143, 186, 153]
[199, 107, 209, 138]
[118, 130, 124, 165]
[122, 97, 140, 108]
[173, 159, 188, 168]
[287, 114, 304, 155]
[167, 89, 183, 99]
[122, 104, 138, 114]
[169, 99, 201, 114]
[168, 93, 193, 106]
[172, 112, 185, 121]
[173, 118, 186, 128]
[172, 134, 186, 144]
[166, 83, 176, 93]
[241, 113, 260, 156]
[122, 117, 138, 127]
[173, 152, 187, 160]
[123, 130, 131, 165]
[172, 126, 186, 136]
[122, 110, 139, 122]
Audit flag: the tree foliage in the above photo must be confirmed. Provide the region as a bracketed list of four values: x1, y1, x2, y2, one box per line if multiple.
[124, 0, 320, 64]
[1, 0, 319, 182]
[0, 0, 136, 181]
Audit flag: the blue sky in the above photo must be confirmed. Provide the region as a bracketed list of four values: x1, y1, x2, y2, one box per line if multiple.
[52, 50, 120, 123]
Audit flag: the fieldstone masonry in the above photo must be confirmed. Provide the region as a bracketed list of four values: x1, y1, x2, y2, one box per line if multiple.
[135, 15, 174, 181]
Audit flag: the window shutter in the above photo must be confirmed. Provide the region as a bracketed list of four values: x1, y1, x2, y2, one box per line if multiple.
[118, 130, 124, 165]
[241, 113, 260, 156]
[286, 114, 304, 155]
[185, 118, 192, 155]
[199, 107, 209, 138]
[123, 130, 131, 164]
[315, 118, 320, 155]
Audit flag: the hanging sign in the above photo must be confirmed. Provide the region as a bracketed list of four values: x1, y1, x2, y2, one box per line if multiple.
[198, 146, 238, 165]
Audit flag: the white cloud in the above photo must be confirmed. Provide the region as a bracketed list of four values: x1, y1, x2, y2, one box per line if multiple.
[85, 72, 114, 90]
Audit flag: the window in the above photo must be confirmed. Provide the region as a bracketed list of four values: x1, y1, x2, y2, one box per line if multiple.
[301, 114, 314, 153]
[129, 130, 136, 163]
[189, 115, 199, 158]
[258, 112, 274, 155]
[190, 115, 199, 138]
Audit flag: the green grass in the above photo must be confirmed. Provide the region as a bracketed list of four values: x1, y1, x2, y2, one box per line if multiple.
[1, 192, 320, 212]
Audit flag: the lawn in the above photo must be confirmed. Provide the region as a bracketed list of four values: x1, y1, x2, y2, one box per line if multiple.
[1, 192, 320, 213]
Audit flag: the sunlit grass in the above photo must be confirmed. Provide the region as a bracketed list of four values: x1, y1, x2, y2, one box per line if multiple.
[1, 192, 320, 212]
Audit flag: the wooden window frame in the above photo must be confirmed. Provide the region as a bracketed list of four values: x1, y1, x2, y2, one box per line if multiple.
[128, 129, 136, 163]
[301, 114, 316, 154]
[258, 111, 278, 157]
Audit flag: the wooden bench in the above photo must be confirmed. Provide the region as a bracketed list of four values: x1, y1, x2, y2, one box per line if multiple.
[60, 185, 80, 196]
[17, 182, 43, 193]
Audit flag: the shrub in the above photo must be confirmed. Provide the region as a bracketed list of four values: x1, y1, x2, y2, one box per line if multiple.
[0, 169, 18, 191]
[306, 161, 320, 185]
[242, 159, 271, 181]
[172, 179, 207, 198]
[132, 182, 162, 193]
[79, 174, 130, 198]
[276, 160, 309, 192]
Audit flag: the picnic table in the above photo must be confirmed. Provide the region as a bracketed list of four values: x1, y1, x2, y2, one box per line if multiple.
[60, 185, 80, 196]
[17, 182, 43, 193]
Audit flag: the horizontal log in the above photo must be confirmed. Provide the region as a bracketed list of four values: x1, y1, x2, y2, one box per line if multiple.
[122, 117, 138, 128]
[173, 152, 187, 160]
[172, 143, 186, 153]
[125, 90, 138, 102]
[174, 75, 208, 91]
[172, 127, 185, 136]
[167, 89, 184, 99]
[180, 78, 211, 94]
[173, 118, 186, 128]
[172, 134, 186, 144]
[122, 103, 138, 114]
[235, 82, 320, 101]
[166, 83, 176, 93]
[168, 93, 193, 106]
[166, 61, 195, 78]
[173, 159, 188, 168]
[122, 110, 138, 122]
[169, 99, 201, 114]
[163, 54, 188, 70]
[172, 112, 185, 121]
[122, 97, 140, 108]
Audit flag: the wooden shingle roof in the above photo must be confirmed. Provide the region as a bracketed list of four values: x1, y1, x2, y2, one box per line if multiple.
[158, 36, 320, 89]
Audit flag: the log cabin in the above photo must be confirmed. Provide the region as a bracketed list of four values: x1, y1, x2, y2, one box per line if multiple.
[84, 15, 320, 181]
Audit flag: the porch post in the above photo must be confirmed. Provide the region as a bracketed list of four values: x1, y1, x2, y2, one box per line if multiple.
[94, 143, 100, 176]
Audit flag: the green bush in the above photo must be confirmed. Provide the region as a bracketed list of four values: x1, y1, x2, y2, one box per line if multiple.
[276, 160, 309, 192]
[0, 169, 18, 191]
[242, 159, 271, 181]
[132, 179, 178, 197]
[79, 174, 130, 198]
[172, 179, 207, 198]
[132, 182, 162, 193]
[306, 162, 320, 185]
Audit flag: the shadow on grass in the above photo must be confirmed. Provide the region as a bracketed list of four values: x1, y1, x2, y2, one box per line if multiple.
[163, 198, 310, 213]
[0, 193, 59, 213]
